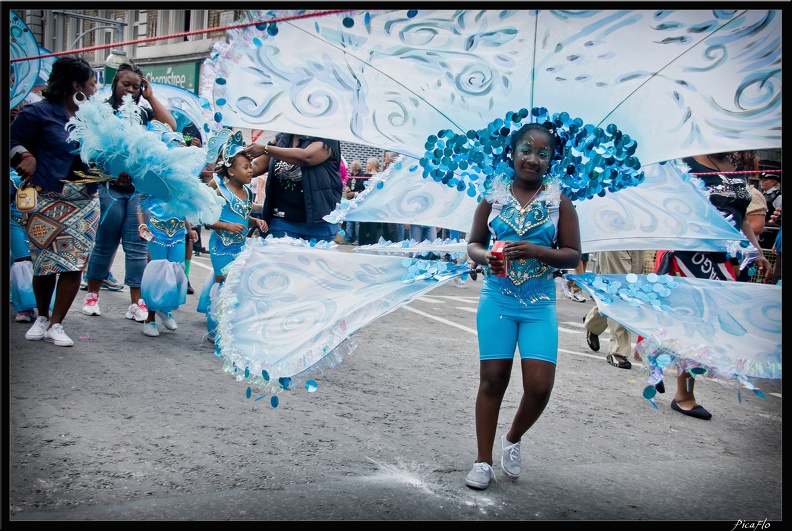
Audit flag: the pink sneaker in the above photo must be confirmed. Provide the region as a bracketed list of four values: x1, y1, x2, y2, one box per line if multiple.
[125, 299, 148, 322]
[15, 309, 37, 322]
[82, 291, 101, 316]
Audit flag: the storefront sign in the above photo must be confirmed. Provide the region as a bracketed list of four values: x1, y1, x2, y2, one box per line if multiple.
[140, 63, 200, 92]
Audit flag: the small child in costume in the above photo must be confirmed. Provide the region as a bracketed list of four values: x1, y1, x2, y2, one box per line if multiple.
[197, 130, 268, 340]
[137, 194, 197, 337]
[9, 169, 37, 322]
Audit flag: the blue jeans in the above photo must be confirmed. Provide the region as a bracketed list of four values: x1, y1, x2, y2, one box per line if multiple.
[396, 224, 405, 242]
[85, 186, 148, 288]
[268, 218, 338, 242]
[409, 225, 437, 242]
[343, 221, 359, 242]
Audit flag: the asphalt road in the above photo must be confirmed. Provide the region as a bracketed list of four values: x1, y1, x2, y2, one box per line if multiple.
[4, 242, 783, 523]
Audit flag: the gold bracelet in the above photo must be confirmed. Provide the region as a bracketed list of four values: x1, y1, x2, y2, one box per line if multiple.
[138, 223, 148, 231]
[263, 144, 269, 155]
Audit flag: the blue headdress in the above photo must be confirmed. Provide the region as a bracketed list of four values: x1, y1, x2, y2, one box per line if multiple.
[205, 129, 246, 167]
[420, 107, 646, 204]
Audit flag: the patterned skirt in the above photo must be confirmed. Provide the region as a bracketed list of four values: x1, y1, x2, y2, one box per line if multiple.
[26, 182, 100, 275]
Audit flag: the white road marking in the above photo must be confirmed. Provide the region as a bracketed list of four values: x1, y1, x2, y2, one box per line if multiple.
[189, 257, 213, 271]
[405, 298, 781, 399]
[402, 306, 477, 334]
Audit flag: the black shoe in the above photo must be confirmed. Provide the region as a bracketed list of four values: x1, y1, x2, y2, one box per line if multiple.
[187, 282, 194, 295]
[606, 354, 631, 369]
[655, 380, 666, 394]
[586, 330, 600, 352]
[670, 399, 712, 420]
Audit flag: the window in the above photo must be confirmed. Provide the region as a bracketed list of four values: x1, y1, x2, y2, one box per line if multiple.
[130, 10, 148, 47]
[188, 10, 209, 41]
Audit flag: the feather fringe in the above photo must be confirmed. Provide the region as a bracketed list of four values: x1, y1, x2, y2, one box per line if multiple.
[67, 95, 224, 225]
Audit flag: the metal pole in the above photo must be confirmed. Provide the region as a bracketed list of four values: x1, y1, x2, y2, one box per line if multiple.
[70, 25, 116, 51]
[51, 10, 130, 83]
[52, 10, 128, 27]
[54, 12, 63, 53]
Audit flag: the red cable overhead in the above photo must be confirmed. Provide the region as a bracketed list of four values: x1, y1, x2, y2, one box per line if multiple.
[10, 9, 353, 63]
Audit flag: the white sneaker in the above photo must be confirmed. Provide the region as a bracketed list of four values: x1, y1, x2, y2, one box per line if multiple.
[25, 316, 49, 341]
[101, 273, 124, 291]
[82, 291, 101, 316]
[454, 278, 467, 288]
[465, 462, 497, 490]
[44, 323, 74, 347]
[571, 291, 586, 303]
[143, 321, 160, 337]
[501, 434, 522, 479]
[157, 311, 177, 331]
[125, 299, 148, 322]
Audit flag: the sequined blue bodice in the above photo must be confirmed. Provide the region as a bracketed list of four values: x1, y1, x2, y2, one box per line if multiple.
[212, 176, 252, 247]
[484, 194, 558, 302]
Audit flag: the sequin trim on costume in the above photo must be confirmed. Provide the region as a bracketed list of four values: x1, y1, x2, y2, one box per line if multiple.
[150, 216, 186, 238]
[485, 195, 556, 303]
[216, 230, 247, 247]
[216, 179, 252, 221]
[501, 187, 550, 236]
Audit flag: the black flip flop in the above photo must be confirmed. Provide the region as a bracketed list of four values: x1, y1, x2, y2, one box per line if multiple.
[606, 354, 631, 369]
[670, 400, 712, 420]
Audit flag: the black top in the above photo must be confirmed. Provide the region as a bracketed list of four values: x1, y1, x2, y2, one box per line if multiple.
[262, 134, 343, 225]
[346, 173, 369, 195]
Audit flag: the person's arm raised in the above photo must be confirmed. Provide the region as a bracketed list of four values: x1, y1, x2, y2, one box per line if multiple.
[141, 80, 177, 130]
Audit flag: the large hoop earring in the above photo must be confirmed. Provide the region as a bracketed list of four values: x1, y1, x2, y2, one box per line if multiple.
[73, 91, 87, 105]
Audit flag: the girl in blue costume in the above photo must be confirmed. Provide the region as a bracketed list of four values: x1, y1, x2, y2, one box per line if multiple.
[464, 123, 581, 490]
[138, 196, 197, 337]
[9, 170, 37, 322]
[197, 131, 268, 338]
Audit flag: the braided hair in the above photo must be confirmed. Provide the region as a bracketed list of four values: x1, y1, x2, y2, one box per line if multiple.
[107, 62, 145, 109]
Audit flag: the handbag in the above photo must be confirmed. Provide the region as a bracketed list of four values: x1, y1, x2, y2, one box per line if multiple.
[15, 186, 38, 211]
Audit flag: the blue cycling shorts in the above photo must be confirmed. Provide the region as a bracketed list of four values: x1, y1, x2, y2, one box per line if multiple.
[476, 283, 558, 363]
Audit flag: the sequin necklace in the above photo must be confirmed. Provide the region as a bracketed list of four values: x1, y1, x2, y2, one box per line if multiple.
[509, 183, 543, 213]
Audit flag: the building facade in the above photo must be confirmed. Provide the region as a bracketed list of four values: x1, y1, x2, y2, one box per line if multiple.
[14, 9, 780, 177]
[16, 8, 386, 164]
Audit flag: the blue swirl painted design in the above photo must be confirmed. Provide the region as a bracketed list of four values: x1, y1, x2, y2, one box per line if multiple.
[569, 273, 781, 388]
[10, 11, 40, 109]
[214, 236, 469, 395]
[207, 9, 780, 167]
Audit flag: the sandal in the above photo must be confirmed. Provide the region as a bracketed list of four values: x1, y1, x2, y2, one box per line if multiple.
[606, 354, 632, 370]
